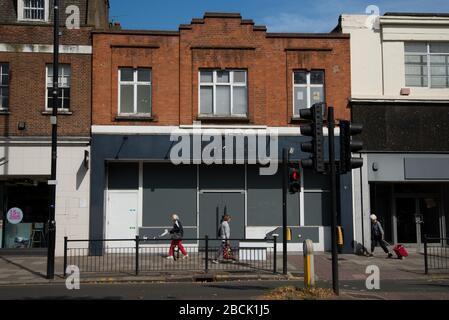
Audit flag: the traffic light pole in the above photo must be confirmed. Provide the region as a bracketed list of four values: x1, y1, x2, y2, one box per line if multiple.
[47, 0, 59, 279]
[328, 107, 339, 295]
[282, 148, 288, 275]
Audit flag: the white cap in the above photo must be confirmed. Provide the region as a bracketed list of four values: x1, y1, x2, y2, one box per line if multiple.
[370, 214, 377, 220]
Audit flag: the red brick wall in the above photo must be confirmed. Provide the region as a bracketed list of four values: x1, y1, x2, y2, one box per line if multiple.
[92, 14, 351, 127]
[0, 25, 92, 137]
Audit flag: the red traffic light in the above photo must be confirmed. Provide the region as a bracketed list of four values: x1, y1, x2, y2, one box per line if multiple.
[290, 168, 300, 181]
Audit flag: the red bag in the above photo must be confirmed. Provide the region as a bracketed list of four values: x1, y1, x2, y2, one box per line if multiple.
[393, 244, 408, 259]
[223, 244, 234, 260]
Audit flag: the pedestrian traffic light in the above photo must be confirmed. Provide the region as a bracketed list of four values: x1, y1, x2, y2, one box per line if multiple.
[288, 166, 301, 194]
[339, 120, 364, 174]
[300, 103, 325, 173]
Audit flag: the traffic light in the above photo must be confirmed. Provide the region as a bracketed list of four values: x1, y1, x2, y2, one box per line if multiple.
[288, 166, 301, 194]
[300, 103, 325, 173]
[339, 120, 364, 174]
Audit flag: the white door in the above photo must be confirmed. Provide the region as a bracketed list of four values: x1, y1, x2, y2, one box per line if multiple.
[106, 191, 138, 248]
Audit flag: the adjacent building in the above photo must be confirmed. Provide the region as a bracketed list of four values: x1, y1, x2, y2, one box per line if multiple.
[0, 0, 109, 255]
[338, 13, 449, 251]
[91, 13, 353, 252]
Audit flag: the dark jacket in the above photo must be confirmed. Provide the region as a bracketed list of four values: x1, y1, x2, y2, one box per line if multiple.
[169, 220, 184, 239]
[371, 221, 384, 240]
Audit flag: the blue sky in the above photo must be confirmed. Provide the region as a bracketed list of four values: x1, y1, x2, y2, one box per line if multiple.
[109, 0, 449, 32]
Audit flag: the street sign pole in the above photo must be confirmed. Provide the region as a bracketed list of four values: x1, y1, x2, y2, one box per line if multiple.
[47, 0, 59, 279]
[328, 107, 339, 295]
[282, 148, 288, 275]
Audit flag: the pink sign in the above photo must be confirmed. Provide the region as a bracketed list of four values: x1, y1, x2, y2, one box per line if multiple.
[7, 207, 23, 225]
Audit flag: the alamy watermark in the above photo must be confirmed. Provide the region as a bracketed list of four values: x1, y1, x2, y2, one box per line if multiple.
[365, 265, 380, 290]
[65, 265, 80, 290]
[365, 5, 380, 30]
[65, 5, 80, 30]
[169, 122, 279, 176]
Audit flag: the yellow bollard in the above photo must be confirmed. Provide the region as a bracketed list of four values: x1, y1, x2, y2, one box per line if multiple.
[303, 239, 315, 288]
[286, 228, 292, 241]
[337, 226, 344, 246]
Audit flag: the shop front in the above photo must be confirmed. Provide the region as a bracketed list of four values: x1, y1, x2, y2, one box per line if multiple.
[90, 129, 355, 253]
[354, 153, 449, 252]
[0, 178, 50, 250]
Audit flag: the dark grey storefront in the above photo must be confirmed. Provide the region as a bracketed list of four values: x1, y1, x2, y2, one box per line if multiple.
[90, 133, 354, 252]
[352, 101, 449, 249]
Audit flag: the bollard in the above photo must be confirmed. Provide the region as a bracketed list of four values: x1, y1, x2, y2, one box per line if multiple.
[303, 239, 315, 288]
[337, 226, 344, 246]
[286, 228, 292, 241]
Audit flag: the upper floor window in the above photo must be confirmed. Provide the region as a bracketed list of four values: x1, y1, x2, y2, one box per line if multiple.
[405, 42, 449, 88]
[293, 70, 325, 116]
[18, 0, 49, 22]
[46, 64, 71, 110]
[119, 68, 152, 115]
[0, 63, 9, 111]
[199, 70, 247, 117]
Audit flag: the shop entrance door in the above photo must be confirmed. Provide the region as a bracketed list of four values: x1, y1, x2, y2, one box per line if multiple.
[106, 191, 138, 248]
[395, 195, 441, 247]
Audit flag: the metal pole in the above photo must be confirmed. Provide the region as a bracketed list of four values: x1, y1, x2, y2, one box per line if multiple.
[328, 107, 339, 295]
[135, 236, 139, 276]
[205, 235, 209, 273]
[282, 148, 288, 275]
[63, 236, 67, 277]
[424, 234, 428, 275]
[47, 0, 59, 280]
[273, 235, 277, 274]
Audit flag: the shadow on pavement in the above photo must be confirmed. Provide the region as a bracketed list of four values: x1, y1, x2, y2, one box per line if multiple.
[0, 256, 46, 279]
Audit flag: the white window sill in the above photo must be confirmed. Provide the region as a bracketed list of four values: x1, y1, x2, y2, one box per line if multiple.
[42, 110, 73, 115]
[115, 114, 155, 121]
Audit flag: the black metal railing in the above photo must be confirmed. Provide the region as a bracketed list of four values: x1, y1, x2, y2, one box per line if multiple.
[424, 235, 449, 274]
[63, 236, 278, 277]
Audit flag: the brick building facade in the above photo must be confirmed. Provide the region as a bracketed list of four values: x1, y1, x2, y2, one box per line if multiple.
[91, 13, 353, 253]
[0, 0, 109, 255]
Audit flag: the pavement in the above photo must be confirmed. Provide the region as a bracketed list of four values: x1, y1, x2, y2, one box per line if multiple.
[0, 251, 448, 300]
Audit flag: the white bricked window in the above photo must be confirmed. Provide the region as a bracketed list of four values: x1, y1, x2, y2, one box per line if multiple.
[0, 63, 9, 111]
[199, 70, 247, 117]
[293, 70, 325, 116]
[46, 64, 71, 110]
[405, 42, 449, 88]
[18, 0, 49, 22]
[118, 68, 152, 115]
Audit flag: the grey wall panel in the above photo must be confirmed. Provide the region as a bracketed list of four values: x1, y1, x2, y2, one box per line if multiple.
[199, 165, 245, 190]
[267, 226, 319, 243]
[143, 163, 197, 227]
[247, 165, 300, 227]
[107, 162, 139, 190]
[304, 192, 331, 226]
[405, 158, 449, 180]
[296, 227, 320, 243]
[304, 169, 330, 190]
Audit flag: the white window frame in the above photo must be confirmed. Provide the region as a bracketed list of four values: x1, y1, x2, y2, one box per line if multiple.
[18, 0, 49, 22]
[405, 42, 449, 89]
[0, 63, 9, 111]
[293, 70, 325, 116]
[45, 64, 71, 111]
[118, 68, 152, 116]
[199, 69, 248, 117]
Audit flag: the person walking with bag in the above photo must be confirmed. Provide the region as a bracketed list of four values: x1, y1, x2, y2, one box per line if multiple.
[369, 214, 393, 258]
[212, 214, 233, 264]
[166, 214, 189, 260]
